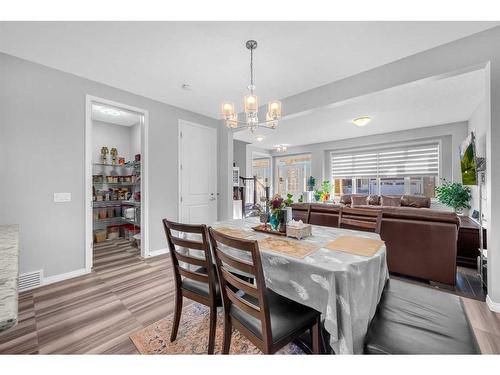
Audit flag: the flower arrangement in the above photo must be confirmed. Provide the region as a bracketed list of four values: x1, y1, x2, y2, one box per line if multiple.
[268, 194, 293, 231]
[320, 180, 332, 202]
[269, 194, 285, 215]
[268, 194, 284, 230]
[314, 181, 332, 202]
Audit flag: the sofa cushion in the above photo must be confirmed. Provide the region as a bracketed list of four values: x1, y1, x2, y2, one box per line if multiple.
[401, 195, 431, 208]
[351, 195, 369, 207]
[339, 194, 352, 205]
[367, 195, 380, 205]
[380, 195, 402, 207]
[379, 206, 459, 226]
[364, 279, 479, 354]
[340, 194, 369, 206]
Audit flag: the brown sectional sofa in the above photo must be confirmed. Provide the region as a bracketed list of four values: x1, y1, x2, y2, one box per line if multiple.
[292, 195, 460, 285]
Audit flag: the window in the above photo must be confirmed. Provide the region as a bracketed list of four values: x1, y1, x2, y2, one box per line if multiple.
[275, 154, 311, 198]
[252, 157, 271, 186]
[331, 144, 439, 198]
[380, 178, 405, 195]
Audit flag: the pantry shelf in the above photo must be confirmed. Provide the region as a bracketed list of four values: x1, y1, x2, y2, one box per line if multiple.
[93, 182, 139, 186]
[93, 162, 140, 168]
[93, 200, 141, 207]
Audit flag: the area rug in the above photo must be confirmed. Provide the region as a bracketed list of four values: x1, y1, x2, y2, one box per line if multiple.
[129, 303, 304, 354]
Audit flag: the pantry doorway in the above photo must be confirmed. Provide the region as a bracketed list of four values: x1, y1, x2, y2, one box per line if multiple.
[85, 95, 149, 272]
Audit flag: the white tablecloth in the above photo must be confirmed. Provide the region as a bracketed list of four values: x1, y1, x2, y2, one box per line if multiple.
[187, 218, 388, 354]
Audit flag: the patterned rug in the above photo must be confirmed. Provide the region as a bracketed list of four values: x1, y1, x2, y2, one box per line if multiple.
[130, 303, 304, 354]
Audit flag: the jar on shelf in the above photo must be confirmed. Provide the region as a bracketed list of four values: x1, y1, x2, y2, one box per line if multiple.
[99, 209, 107, 220]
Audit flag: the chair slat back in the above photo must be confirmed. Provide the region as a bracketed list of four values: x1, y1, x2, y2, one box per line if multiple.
[338, 207, 382, 234]
[162, 219, 217, 299]
[208, 228, 272, 346]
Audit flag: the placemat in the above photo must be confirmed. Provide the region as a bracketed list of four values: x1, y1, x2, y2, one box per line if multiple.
[257, 236, 318, 259]
[214, 227, 253, 239]
[325, 235, 384, 257]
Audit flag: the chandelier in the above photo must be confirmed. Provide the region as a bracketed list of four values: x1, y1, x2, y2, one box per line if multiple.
[220, 40, 282, 132]
[275, 144, 288, 153]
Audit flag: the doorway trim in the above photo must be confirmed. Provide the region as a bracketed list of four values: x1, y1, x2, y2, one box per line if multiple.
[178, 119, 218, 223]
[85, 95, 150, 273]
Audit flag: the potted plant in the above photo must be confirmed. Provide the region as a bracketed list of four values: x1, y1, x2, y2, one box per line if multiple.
[313, 189, 322, 202]
[320, 180, 332, 202]
[435, 180, 472, 214]
[307, 176, 316, 191]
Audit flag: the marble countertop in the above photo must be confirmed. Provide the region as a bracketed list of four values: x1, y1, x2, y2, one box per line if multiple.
[0, 225, 19, 332]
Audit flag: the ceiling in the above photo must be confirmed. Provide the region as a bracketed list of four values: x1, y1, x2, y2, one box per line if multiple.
[234, 68, 486, 149]
[91, 104, 142, 126]
[0, 21, 497, 120]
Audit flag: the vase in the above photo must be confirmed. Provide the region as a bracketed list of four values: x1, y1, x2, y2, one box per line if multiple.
[279, 208, 289, 233]
[269, 213, 280, 231]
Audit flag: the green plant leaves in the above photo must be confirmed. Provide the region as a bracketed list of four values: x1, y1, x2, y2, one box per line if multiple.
[435, 180, 472, 211]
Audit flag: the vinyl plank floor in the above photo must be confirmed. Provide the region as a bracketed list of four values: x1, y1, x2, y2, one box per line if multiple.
[1, 240, 500, 354]
[0, 240, 171, 354]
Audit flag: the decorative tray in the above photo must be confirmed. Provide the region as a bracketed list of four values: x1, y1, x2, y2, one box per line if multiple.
[252, 224, 287, 236]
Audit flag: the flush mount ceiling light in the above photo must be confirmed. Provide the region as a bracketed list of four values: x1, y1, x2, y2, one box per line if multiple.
[99, 107, 121, 117]
[220, 40, 282, 132]
[255, 134, 265, 142]
[352, 116, 372, 127]
[275, 144, 288, 153]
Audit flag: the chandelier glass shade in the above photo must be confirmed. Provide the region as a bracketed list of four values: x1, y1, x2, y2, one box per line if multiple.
[220, 40, 282, 132]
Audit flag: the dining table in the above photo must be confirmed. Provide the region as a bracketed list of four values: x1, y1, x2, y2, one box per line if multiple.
[185, 217, 388, 354]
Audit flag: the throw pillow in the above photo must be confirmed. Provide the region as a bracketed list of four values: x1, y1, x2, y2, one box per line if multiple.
[351, 195, 369, 207]
[381, 195, 402, 207]
[367, 195, 380, 205]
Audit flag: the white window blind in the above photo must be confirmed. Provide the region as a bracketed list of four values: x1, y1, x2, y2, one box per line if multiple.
[331, 144, 439, 178]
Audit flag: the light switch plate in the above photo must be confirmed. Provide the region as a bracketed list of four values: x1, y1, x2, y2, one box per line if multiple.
[54, 192, 71, 203]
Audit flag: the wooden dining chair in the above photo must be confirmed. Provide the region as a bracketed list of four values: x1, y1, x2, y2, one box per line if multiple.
[338, 206, 382, 234]
[162, 219, 221, 354]
[208, 227, 321, 354]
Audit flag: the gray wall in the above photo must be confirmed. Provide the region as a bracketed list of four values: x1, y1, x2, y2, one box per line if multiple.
[468, 98, 488, 221]
[233, 140, 248, 177]
[0, 52, 231, 278]
[92, 120, 135, 162]
[270, 122, 468, 186]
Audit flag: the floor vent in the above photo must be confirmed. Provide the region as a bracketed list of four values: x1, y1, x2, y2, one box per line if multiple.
[19, 270, 43, 292]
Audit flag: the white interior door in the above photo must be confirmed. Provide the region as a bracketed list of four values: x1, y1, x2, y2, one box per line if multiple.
[179, 120, 218, 225]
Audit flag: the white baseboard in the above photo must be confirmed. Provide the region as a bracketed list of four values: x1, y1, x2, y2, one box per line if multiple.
[486, 295, 500, 312]
[147, 248, 169, 258]
[43, 268, 89, 286]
